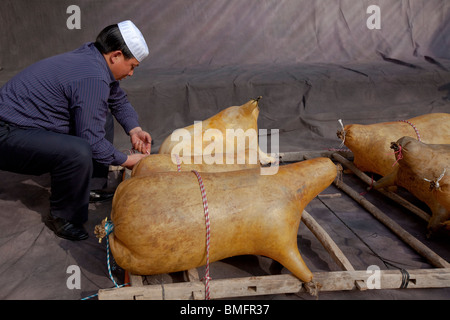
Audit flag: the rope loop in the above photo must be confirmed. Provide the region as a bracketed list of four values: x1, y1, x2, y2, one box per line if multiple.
[105, 220, 114, 236]
[91, 217, 121, 294]
[398, 119, 421, 142]
[191, 170, 212, 300]
[400, 269, 410, 289]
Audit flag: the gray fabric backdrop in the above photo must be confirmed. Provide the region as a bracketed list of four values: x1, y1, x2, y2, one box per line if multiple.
[1, 0, 449, 152]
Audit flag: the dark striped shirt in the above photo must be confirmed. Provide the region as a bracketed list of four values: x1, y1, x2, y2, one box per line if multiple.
[0, 42, 140, 165]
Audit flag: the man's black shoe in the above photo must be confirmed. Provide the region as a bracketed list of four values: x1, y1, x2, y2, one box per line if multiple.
[89, 190, 115, 203]
[44, 213, 89, 241]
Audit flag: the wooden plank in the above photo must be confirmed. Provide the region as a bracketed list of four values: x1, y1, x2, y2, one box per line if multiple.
[123, 168, 132, 181]
[109, 165, 124, 172]
[128, 273, 145, 299]
[98, 268, 450, 300]
[301, 210, 355, 271]
[332, 153, 430, 223]
[185, 268, 200, 282]
[333, 178, 450, 269]
[129, 273, 144, 287]
[313, 268, 450, 292]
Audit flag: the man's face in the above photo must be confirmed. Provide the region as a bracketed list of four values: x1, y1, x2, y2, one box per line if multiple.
[108, 51, 140, 80]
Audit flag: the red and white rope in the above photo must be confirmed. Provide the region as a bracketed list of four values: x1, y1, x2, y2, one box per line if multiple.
[173, 155, 212, 299]
[390, 144, 404, 167]
[398, 120, 421, 142]
[191, 170, 212, 300]
[174, 154, 182, 172]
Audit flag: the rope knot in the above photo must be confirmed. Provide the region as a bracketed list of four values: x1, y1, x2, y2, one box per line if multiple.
[304, 281, 322, 299]
[94, 217, 115, 243]
[389, 142, 403, 167]
[202, 275, 212, 282]
[424, 168, 447, 191]
[336, 119, 346, 148]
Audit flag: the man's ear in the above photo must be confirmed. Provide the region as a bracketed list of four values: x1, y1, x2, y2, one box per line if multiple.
[109, 50, 123, 64]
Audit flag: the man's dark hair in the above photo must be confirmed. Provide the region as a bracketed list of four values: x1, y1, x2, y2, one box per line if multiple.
[94, 24, 134, 60]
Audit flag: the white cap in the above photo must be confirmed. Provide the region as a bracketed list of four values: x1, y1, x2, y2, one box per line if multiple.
[118, 20, 149, 62]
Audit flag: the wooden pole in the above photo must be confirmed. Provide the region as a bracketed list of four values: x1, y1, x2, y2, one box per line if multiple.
[301, 210, 355, 271]
[333, 178, 450, 269]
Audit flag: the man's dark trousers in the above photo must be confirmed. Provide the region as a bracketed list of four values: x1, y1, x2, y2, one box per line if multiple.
[0, 121, 93, 225]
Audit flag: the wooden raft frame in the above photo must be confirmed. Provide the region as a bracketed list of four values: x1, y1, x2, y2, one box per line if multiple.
[98, 151, 450, 300]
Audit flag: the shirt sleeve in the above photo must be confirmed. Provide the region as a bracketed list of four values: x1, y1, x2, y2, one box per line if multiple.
[108, 82, 140, 134]
[69, 78, 127, 166]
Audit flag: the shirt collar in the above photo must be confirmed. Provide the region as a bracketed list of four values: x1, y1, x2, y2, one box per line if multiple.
[87, 42, 117, 85]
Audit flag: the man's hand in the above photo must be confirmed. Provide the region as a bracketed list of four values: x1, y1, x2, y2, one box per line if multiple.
[121, 153, 147, 170]
[121, 127, 152, 170]
[129, 127, 152, 155]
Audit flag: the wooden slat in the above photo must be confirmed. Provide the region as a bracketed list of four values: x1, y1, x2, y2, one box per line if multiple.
[185, 268, 200, 282]
[279, 150, 351, 163]
[333, 178, 450, 269]
[98, 268, 450, 300]
[129, 273, 144, 287]
[301, 210, 355, 271]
